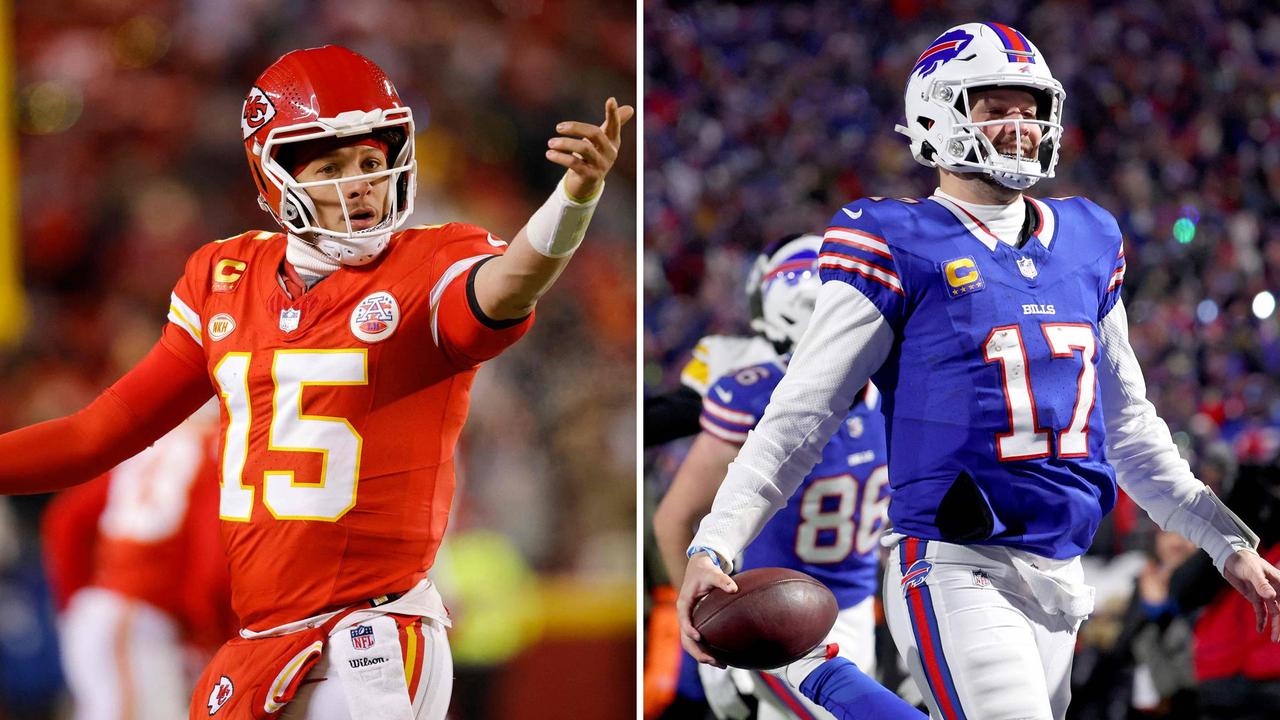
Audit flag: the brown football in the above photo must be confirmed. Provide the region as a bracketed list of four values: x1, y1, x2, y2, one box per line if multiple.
[690, 567, 838, 669]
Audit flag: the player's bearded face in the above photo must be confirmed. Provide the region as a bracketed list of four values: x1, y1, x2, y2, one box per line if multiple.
[969, 88, 1042, 161]
[293, 146, 391, 233]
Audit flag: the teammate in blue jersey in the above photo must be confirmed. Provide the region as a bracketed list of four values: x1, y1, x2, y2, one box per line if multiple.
[677, 21, 1280, 720]
[655, 237, 890, 720]
[654, 236, 891, 719]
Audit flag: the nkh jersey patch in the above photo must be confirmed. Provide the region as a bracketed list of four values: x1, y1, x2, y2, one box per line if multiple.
[819, 195, 1126, 560]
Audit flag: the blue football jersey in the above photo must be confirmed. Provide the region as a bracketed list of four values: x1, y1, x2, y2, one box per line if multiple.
[701, 362, 889, 608]
[818, 194, 1127, 559]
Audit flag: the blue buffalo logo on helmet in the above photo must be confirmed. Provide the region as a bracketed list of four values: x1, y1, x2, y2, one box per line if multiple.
[912, 28, 974, 78]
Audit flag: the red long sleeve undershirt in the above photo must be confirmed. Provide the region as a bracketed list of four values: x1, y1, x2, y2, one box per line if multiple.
[0, 340, 213, 494]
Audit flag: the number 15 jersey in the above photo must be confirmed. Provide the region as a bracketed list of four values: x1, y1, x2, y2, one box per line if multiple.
[161, 224, 531, 630]
[819, 195, 1127, 559]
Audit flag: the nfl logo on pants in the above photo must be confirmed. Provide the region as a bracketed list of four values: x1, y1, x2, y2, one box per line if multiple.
[350, 625, 375, 651]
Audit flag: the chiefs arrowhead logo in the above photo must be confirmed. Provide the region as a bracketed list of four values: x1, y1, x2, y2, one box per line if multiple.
[241, 86, 276, 140]
[207, 675, 234, 715]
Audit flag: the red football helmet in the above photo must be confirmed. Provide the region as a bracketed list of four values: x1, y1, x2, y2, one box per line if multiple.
[242, 45, 416, 265]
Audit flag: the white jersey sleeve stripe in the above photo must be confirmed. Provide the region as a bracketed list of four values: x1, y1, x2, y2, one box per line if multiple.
[823, 228, 893, 259]
[819, 256, 904, 295]
[699, 417, 749, 444]
[428, 253, 495, 347]
[168, 292, 203, 347]
[702, 398, 756, 426]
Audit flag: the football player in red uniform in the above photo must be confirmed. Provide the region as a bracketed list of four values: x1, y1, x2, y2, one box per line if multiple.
[42, 408, 233, 720]
[0, 45, 631, 719]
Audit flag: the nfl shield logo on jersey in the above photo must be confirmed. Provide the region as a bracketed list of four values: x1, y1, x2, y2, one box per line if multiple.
[1016, 256, 1039, 280]
[350, 291, 400, 343]
[350, 624, 375, 651]
[207, 675, 234, 715]
[279, 307, 301, 333]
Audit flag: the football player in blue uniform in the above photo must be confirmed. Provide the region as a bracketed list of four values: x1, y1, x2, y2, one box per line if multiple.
[645, 235, 824, 448]
[654, 237, 890, 720]
[677, 21, 1280, 720]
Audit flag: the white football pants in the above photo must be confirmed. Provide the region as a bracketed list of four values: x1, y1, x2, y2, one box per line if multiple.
[281, 614, 452, 720]
[60, 588, 190, 720]
[883, 537, 1088, 720]
[741, 595, 878, 720]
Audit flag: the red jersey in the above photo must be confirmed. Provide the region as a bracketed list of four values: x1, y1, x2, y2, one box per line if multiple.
[159, 224, 530, 630]
[1194, 542, 1280, 681]
[42, 418, 234, 648]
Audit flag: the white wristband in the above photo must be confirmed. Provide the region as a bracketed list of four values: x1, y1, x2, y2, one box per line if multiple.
[525, 175, 601, 258]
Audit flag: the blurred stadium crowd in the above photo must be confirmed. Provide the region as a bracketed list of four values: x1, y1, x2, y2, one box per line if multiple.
[0, 0, 635, 718]
[644, 0, 1280, 718]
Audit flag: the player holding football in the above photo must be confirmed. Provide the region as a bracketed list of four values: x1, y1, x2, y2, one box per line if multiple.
[653, 236, 890, 719]
[679, 22, 1280, 720]
[0, 45, 631, 719]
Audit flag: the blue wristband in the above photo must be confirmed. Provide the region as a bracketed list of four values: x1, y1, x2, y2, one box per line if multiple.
[687, 545, 724, 570]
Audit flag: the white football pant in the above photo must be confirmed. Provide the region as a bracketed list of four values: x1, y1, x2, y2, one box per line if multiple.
[883, 537, 1088, 720]
[60, 588, 190, 720]
[741, 595, 878, 720]
[281, 614, 452, 720]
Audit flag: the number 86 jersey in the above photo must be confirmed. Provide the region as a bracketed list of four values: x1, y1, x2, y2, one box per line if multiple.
[700, 364, 889, 608]
[160, 224, 531, 631]
[819, 194, 1127, 560]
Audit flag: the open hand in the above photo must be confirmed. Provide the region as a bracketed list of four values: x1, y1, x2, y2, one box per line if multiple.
[546, 97, 634, 202]
[1224, 549, 1280, 642]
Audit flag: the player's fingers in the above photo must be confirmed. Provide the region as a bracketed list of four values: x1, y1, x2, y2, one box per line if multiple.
[547, 137, 603, 166]
[615, 104, 636, 131]
[602, 97, 619, 140]
[676, 599, 699, 640]
[679, 633, 724, 668]
[544, 149, 586, 171]
[555, 121, 610, 154]
[720, 573, 738, 593]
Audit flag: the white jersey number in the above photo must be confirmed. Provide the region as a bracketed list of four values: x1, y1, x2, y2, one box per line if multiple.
[794, 466, 890, 563]
[213, 350, 368, 522]
[984, 323, 1096, 461]
[99, 429, 204, 542]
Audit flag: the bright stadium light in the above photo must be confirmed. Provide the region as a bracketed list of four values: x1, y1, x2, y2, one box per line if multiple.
[1253, 291, 1276, 320]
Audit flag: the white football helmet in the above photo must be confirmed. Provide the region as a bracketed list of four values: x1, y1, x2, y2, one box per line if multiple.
[894, 22, 1066, 190]
[746, 234, 822, 350]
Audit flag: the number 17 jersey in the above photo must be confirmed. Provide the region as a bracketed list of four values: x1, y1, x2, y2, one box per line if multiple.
[161, 224, 531, 630]
[819, 195, 1127, 559]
